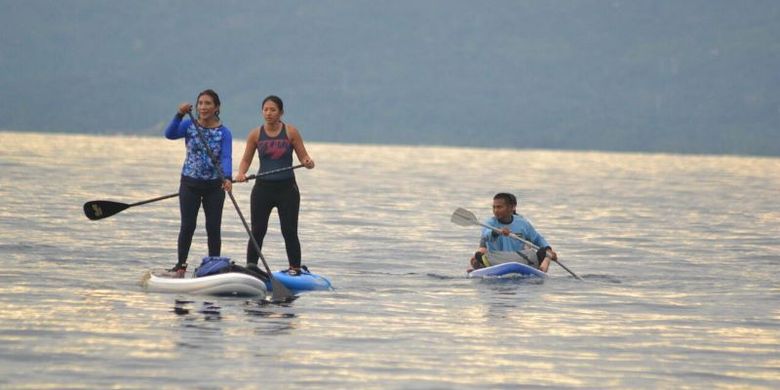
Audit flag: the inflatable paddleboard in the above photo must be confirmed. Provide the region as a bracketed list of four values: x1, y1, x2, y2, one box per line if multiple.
[141, 269, 268, 297]
[141, 267, 333, 297]
[268, 269, 333, 293]
[467, 261, 546, 279]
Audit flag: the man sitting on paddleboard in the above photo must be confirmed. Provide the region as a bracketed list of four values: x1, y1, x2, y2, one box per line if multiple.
[469, 193, 558, 273]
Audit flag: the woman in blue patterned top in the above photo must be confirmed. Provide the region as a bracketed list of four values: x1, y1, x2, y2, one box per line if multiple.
[164, 89, 233, 276]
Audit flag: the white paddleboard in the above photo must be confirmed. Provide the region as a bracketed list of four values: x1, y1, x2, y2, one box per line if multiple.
[141, 269, 268, 297]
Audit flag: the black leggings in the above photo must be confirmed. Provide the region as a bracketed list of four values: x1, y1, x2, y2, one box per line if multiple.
[247, 178, 301, 268]
[178, 180, 225, 264]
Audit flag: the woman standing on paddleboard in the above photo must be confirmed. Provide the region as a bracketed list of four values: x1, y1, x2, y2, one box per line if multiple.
[164, 89, 233, 277]
[235, 95, 315, 276]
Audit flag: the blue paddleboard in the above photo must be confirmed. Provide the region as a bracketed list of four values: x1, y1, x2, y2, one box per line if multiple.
[468, 261, 546, 279]
[267, 269, 333, 293]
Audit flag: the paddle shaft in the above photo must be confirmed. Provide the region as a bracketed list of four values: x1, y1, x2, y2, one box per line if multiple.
[83, 164, 303, 220]
[477, 221, 540, 250]
[187, 112, 293, 300]
[453, 208, 582, 280]
[128, 192, 179, 207]
[481, 222, 582, 280]
[129, 164, 303, 205]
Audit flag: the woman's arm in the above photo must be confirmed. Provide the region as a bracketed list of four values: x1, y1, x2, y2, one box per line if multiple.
[164, 115, 189, 140]
[287, 124, 315, 168]
[220, 127, 233, 179]
[165, 103, 192, 139]
[235, 128, 259, 181]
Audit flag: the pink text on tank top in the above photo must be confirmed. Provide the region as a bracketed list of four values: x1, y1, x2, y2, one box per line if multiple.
[257, 138, 291, 160]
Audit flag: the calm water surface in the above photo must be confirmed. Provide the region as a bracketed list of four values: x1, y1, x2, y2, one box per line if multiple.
[1, 131, 778, 389]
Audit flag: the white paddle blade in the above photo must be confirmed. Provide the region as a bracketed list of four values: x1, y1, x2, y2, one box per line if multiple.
[451, 207, 479, 226]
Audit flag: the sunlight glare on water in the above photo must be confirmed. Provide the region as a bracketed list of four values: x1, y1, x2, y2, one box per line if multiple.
[0, 131, 778, 388]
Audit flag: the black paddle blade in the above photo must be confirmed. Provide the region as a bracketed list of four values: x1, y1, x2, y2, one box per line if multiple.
[83, 200, 130, 220]
[270, 278, 295, 302]
[451, 207, 479, 226]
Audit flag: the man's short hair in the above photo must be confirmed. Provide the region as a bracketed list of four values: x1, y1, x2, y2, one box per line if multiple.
[493, 192, 517, 207]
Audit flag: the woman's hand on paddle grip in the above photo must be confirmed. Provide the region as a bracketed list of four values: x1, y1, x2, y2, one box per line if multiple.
[177, 103, 192, 115]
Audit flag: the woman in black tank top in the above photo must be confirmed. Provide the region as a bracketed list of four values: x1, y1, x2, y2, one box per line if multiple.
[235, 95, 315, 275]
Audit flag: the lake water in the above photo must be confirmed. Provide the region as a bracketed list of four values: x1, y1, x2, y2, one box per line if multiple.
[0, 131, 778, 389]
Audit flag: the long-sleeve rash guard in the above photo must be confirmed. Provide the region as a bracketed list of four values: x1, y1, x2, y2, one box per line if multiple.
[165, 115, 232, 180]
[480, 214, 550, 252]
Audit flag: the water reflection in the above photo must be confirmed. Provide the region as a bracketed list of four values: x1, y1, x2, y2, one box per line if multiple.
[2, 132, 779, 388]
[171, 300, 222, 321]
[167, 297, 300, 333]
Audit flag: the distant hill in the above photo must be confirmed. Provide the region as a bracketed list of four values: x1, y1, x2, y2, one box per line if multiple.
[1, 0, 778, 156]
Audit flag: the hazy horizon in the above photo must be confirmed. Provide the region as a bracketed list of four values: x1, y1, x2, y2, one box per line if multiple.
[1, 0, 778, 156]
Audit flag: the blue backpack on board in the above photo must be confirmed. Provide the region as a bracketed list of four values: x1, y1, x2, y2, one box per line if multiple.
[195, 256, 232, 277]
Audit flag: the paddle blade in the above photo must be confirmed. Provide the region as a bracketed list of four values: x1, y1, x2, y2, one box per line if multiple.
[83, 200, 130, 220]
[270, 278, 295, 302]
[451, 207, 479, 227]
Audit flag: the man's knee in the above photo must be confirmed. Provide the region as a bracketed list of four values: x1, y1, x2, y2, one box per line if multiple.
[471, 252, 487, 269]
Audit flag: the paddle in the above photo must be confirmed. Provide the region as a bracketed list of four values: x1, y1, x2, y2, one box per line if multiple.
[451, 207, 582, 280]
[83, 164, 304, 220]
[187, 112, 294, 301]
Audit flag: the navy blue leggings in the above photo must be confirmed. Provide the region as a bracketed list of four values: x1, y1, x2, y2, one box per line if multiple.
[247, 178, 301, 268]
[178, 180, 225, 264]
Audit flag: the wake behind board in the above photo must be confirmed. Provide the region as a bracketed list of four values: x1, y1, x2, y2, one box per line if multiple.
[468, 262, 546, 279]
[141, 269, 268, 297]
